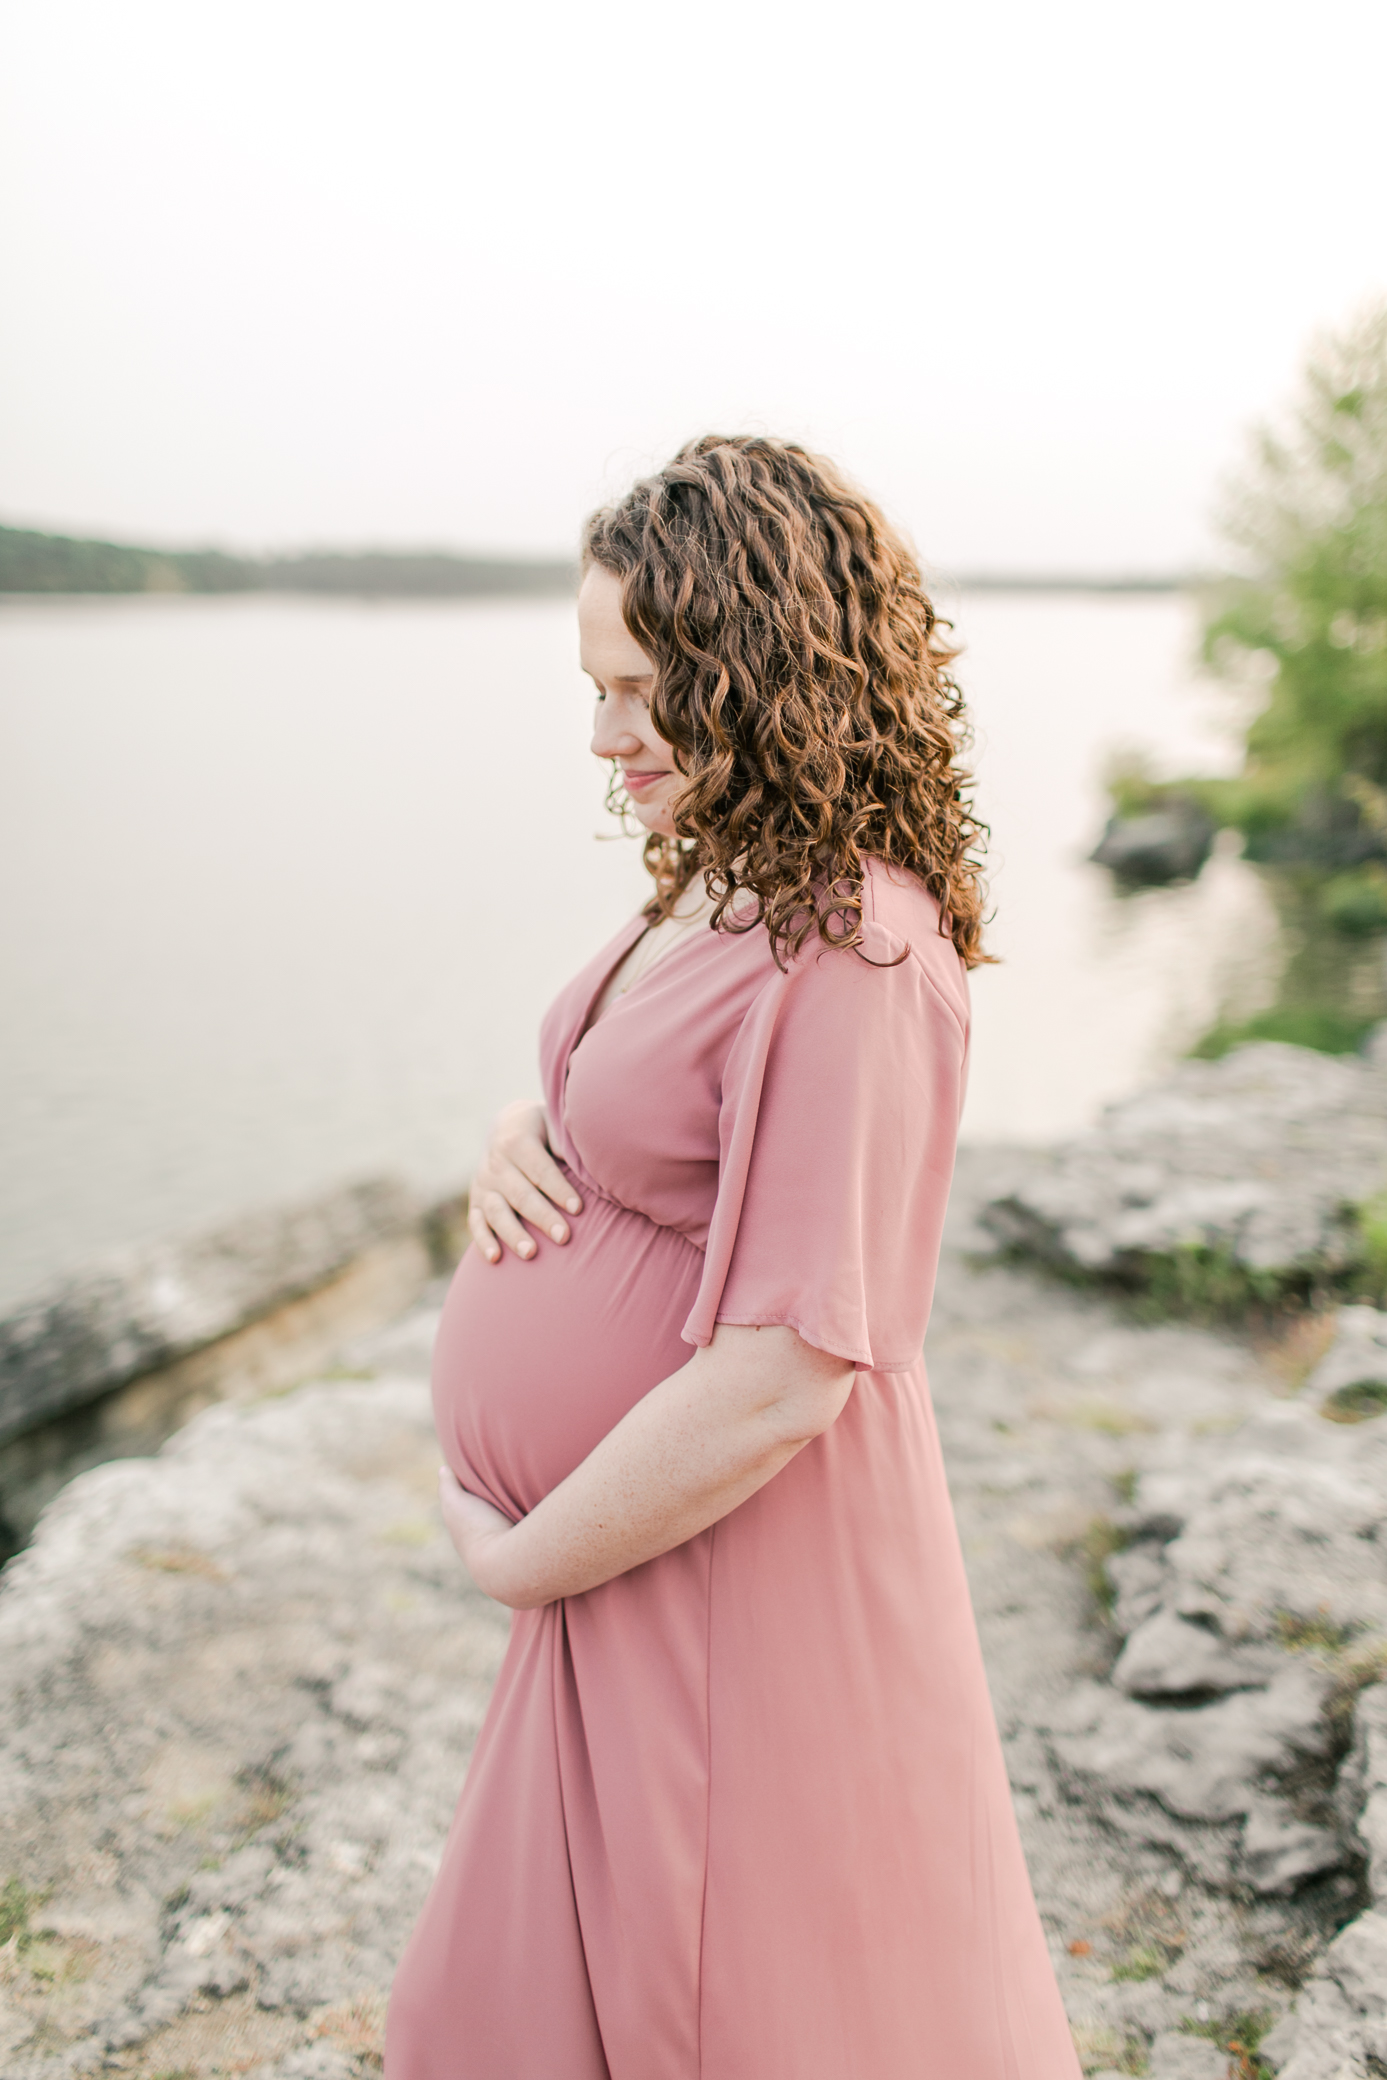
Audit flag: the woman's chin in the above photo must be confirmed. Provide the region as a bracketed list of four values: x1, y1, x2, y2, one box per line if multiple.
[630, 800, 678, 839]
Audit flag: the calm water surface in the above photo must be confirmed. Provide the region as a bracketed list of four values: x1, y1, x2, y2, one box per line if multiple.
[0, 591, 1281, 1311]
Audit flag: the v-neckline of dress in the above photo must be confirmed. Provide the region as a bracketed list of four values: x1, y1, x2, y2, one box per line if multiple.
[573, 905, 718, 1053]
[575, 915, 649, 1046]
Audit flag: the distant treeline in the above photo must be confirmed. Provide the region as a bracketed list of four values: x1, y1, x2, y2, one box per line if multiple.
[937, 572, 1185, 594]
[0, 524, 577, 598]
[1, 522, 1189, 599]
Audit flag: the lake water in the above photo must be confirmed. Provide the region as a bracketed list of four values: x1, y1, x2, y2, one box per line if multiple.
[0, 590, 1282, 1313]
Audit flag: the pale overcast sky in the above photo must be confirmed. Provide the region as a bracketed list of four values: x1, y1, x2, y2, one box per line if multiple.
[2, 0, 1384, 572]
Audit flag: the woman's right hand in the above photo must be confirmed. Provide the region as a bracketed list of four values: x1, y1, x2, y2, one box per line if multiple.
[467, 1100, 584, 1264]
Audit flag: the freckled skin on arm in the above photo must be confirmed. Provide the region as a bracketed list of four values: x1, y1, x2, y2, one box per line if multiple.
[439, 1323, 854, 1608]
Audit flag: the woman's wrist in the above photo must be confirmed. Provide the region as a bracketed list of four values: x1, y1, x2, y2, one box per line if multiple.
[438, 1469, 542, 1608]
[472, 1521, 544, 1609]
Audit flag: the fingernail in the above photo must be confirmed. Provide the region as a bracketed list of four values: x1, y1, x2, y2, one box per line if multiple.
[520, 1241, 534, 1258]
[551, 1224, 566, 1241]
[568, 1198, 581, 1213]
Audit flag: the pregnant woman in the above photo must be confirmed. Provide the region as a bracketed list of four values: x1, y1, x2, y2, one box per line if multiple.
[386, 436, 1080, 2078]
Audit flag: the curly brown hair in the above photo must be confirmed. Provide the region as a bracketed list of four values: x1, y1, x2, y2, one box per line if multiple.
[582, 434, 991, 969]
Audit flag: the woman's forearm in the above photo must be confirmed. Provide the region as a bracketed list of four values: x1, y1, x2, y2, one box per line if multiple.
[464, 1326, 854, 1609]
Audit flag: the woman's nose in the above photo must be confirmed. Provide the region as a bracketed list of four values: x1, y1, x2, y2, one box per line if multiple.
[590, 709, 644, 760]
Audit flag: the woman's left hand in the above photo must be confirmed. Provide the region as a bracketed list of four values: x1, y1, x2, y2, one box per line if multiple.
[438, 1467, 518, 1601]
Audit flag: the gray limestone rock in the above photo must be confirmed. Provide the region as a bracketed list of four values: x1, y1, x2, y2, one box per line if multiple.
[1107, 1541, 1171, 1635]
[1354, 1684, 1387, 1901]
[1308, 1305, 1387, 1422]
[1273, 1912, 1387, 2077]
[1321, 1911, 1387, 2052]
[979, 1039, 1387, 1289]
[1271, 1973, 1371, 2079]
[1240, 1801, 1349, 1898]
[1258, 2011, 1303, 2073]
[1146, 2030, 1229, 2080]
[1090, 803, 1217, 886]
[1044, 1313, 1387, 1927]
[0, 1307, 508, 2079]
[1051, 1664, 1343, 1892]
[0, 1176, 423, 1442]
[1124, 1410, 1387, 1649]
[1111, 1609, 1281, 1699]
[263, 2050, 357, 2080]
[1310, 1306, 1387, 1394]
[1056, 1300, 1387, 2075]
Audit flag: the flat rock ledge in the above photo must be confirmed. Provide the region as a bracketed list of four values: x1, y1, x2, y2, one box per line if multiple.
[0, 1180, 426, 1443]
[2, 1157, 1387, 2078]
[980, 1036, 1387, 1307]
[0, 1179, 466, 1555]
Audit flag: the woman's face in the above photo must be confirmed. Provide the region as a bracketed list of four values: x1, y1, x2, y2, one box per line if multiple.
[579, 564, 679, 839]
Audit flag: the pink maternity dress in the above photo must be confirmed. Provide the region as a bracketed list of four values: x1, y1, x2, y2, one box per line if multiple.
[386, 858, 1080, 2080]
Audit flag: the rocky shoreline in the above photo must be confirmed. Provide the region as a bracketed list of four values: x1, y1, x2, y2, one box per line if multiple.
[980, 1034, 1387, 1317]
[2, 1043, 1387, 2078]
[0, 1181, 467, 1559]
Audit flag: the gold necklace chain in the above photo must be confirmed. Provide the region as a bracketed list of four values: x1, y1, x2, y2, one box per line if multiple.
[616, 890, 716, 994]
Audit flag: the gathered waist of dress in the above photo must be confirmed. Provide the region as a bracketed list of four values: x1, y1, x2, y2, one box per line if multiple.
[553, 1151, 707, 1251]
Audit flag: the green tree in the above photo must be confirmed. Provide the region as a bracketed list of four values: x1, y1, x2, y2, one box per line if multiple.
[1107, 306, 1387, 1057]
[1200, 301, 1387, 916]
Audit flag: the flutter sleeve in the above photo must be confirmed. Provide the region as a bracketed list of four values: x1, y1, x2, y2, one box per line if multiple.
[682, 918, 968, 1372]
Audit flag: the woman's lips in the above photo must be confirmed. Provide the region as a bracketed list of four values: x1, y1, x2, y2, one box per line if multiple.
[621, 769, 669, 794]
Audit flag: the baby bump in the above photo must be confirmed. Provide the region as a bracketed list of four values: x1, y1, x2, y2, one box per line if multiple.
[432, 1190, 705, 1519]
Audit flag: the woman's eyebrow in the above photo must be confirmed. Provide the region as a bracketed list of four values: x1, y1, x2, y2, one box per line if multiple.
[580, 666, 654, 684]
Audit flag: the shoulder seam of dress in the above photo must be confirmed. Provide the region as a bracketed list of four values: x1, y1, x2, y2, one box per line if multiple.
[904, 941, 969, 1043]
[861, 860, 969, 1043]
